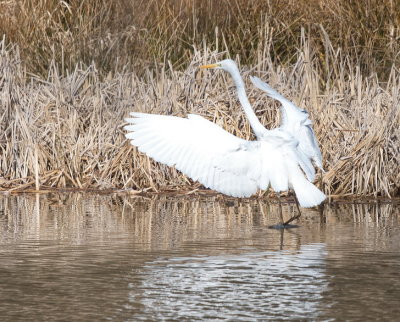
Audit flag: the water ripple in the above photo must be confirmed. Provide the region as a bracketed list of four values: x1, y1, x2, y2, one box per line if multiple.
[130, 244, 328, 320]
[0, 194, 398, 321]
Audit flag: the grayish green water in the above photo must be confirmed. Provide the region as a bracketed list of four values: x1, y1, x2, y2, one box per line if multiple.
[0, 193, 399, 321]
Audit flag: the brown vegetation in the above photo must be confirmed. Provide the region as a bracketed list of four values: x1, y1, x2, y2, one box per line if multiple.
[0, 0, 399, 78]
[0, 0, 399, 197]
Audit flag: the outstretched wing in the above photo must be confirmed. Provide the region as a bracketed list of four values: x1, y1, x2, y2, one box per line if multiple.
[250, 76, 324, 171]
[250, 76, 308, 127]
[124, 112, 262, 197]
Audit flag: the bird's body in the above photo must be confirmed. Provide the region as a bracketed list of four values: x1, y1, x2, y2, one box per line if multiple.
[124, 59, 325, 210]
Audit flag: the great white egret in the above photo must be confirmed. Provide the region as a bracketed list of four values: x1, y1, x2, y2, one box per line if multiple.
[250, 76, 324, 171]
[124, 59, 325, 226]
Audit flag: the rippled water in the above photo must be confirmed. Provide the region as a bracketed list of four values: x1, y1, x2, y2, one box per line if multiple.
[0, 194, 399, 321]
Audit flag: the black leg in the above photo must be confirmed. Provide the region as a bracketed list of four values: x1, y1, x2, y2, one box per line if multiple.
[268, 193, 285, 229]
[282, 195, 302, 226]
[294, 195, 302, 215]
[268, 192, 301, 229]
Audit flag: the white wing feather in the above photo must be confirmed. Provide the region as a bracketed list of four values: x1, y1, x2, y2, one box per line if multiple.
[250, 76, 324, 171]
[250, 76, 307, 126]
[125, 112, 260, 197]
[125, 112, 325, 207]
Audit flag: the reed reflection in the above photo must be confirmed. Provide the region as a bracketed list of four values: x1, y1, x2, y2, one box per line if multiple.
[0, 194, 398, 252]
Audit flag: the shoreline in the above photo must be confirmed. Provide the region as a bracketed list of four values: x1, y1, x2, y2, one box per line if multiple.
[1, 187, 398, 205]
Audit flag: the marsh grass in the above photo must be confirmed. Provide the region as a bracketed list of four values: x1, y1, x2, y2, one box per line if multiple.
[0, 0, 399, 78]
[0, 0, 399, 197]
[0, 34, 399, 197]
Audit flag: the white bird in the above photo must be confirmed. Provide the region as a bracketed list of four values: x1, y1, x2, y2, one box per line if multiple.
[250, 76, 324, 171]
[124, 59, 325, 225]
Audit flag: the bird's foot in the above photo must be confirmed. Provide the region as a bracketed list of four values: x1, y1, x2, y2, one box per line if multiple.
[268, 214, 301, 229]
[268, 223, 299, 229]
[283, 213, 301, 226]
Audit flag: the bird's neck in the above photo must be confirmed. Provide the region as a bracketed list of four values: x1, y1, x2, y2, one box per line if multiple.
[233, 75, 267, 138]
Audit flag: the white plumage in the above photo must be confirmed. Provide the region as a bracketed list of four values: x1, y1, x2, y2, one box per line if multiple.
[124, 59, 326, 208]
[250, 76, 324, 171]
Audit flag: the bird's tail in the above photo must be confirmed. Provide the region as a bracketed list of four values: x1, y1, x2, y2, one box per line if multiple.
[290, 170, 326, 208]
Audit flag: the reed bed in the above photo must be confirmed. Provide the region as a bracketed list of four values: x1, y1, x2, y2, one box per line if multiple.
[0, 35, 399, 197]
[0, 0, 398, 79]
[0, 0, 399, 197]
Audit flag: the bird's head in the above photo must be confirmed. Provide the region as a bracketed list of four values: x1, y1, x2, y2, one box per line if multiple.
[200, 59, 239, 74]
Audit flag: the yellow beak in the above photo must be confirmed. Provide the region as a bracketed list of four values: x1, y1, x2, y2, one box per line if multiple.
[199, 63, 219, 69]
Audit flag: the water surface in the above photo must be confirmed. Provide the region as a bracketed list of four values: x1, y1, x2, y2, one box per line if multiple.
[0, 194, 399, 321]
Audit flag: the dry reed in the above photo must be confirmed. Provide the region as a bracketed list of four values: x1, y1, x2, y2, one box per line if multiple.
[0, 0, 398, 78]
[0, 33, 399, 197]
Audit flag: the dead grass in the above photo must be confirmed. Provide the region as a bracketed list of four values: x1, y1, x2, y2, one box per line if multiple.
[0, 0, 399, 78]
[0, 35, 399, 197]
